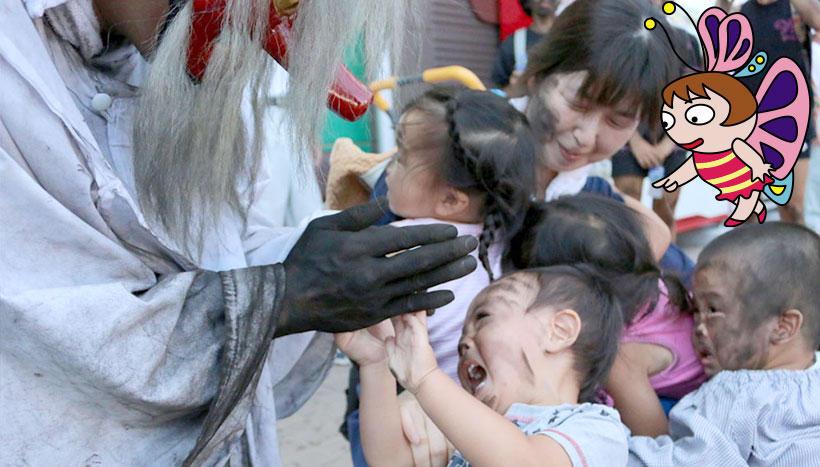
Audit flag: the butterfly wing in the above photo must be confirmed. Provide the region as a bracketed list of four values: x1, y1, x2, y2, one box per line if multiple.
[746, 58, 810, 182]
[698, 7, 754, 72]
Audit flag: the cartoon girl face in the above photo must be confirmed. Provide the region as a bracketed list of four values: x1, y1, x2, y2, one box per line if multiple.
[662, 87, 756, 153]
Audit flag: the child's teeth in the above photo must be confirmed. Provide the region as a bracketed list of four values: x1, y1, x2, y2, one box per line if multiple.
[468, 364, 480, 379]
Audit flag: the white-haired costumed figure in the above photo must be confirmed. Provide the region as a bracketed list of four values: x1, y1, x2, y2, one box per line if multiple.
[0, 1, 479, 465]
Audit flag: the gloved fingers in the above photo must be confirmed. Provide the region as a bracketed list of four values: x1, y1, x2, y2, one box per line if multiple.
[379, 236, 478, 283]
[369, 224, 459, 257]
[312, 197, 390, 231]
[382, 256, 477, 298]
[383, 290, 455, 318]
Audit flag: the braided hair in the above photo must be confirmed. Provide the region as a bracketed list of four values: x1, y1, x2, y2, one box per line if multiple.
[402, 87, 537, 281]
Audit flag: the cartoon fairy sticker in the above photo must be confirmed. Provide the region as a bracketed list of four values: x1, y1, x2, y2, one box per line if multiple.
[645, 3, 810, 227]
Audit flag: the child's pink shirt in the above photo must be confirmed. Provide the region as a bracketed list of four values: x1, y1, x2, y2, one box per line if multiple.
[622, 281, 707, 399]
[391, 218, 501, 382]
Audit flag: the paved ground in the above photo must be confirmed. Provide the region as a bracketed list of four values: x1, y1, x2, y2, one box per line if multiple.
[278, 363, 354, 467]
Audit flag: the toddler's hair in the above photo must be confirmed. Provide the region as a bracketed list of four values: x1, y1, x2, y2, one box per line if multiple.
[518, 265, 623, 402]
[401, 87, 537, 280]
[509, 194, 691, 324]
[697, 223, 820, 347]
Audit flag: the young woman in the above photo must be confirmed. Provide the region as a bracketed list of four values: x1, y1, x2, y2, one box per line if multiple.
[518, 0, 695, 285]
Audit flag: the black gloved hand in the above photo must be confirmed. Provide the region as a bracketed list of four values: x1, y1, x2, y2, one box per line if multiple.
[278, 199, 478, 336]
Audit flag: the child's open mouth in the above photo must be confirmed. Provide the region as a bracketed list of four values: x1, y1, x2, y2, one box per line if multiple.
[459, 359, 488, 396]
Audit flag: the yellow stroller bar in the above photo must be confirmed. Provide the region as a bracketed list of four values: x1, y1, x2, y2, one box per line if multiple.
[369, 66, 487, 113]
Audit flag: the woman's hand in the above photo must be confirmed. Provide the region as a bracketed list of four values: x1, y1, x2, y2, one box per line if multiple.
[386, 312, 439, 394]
[630, 134, 664, 169]
[398, 392, 452, 467]
[335, 320, 395, 367]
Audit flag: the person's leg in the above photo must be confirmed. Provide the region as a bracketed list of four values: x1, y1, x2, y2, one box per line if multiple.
[654, 149, 688, 240]
[653, 190, 680, 240]
[778, 157, 810, 224]
[612, 149, 648, 200]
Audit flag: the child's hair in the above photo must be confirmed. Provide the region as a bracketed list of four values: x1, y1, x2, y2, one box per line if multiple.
[518, 265, 623, 402]
[401, 87, 537, 280]
[697, 223, 820, 347]
[523, 0, 684, 127]
[508, 194, 691, 324]
[662, 72, 757, 125]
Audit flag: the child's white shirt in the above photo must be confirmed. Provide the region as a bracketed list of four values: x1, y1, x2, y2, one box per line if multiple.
[629, 352, 820, 466]
[448, 403, 629, 467]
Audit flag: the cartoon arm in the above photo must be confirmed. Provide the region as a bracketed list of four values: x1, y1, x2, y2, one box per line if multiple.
[652, 156, 697, 192]
[732, 138, 772, 182]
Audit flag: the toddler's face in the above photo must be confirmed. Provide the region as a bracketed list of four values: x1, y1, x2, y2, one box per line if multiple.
[693, 265, 771, 376]
[457, 275, 552, 413]
[386, 111, 445, 218]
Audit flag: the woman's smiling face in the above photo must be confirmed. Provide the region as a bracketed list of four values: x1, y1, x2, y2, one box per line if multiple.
[527, 71, 641, 173]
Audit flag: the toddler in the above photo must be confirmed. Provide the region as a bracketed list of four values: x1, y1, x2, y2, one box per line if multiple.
[385, 86, 536, 380]
[629, 222, 820, 466]
[338, 266, 629, 467]
[509, 194, 706, 436]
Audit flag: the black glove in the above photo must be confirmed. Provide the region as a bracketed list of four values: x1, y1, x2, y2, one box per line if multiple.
[278, 199, 478, 336]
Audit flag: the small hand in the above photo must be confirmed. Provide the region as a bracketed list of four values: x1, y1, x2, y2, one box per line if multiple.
[750, 161, 773, 183]
[630, 137, 659, 169]
[385, 311, 438, 394]
[398, 392, 451, 467]
[335, 320, 395, 367]
[505, 71, 527, 98]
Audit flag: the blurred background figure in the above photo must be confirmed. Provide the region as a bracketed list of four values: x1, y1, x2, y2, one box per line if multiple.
[611, 0, 703, 241]
[491, 0, 559, 96]
[719, 0, 820, 225]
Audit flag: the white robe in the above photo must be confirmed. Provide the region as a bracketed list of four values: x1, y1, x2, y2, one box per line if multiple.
[0, 1, 333, 465]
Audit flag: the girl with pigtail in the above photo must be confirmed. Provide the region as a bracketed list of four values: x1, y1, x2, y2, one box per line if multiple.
[382, 85, 537, 381]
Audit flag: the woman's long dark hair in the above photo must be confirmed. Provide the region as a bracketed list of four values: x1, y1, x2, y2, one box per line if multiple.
[509, 194, 691, 323]
[523, 0, 684, 129]
[402, 87, 537, 280]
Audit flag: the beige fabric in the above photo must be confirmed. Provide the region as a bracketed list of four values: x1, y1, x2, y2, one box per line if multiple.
[325, 137, 395, 210]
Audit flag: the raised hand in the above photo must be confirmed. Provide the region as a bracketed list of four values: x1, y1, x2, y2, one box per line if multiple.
[335, 320, 395, 367]
[385, 312, 439, 394]
[279, 198, 478, 336]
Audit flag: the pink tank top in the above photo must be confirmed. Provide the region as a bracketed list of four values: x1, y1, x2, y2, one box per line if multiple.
[622, 281, 707, 399]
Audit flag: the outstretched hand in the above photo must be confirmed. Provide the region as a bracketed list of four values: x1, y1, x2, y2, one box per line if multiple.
[335, 320, 395, 367]
[279, 198, 478, 336]
[386, 311, 439, 394]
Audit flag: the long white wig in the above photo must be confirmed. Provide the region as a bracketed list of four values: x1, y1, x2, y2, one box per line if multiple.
[134, 0, 417, 259]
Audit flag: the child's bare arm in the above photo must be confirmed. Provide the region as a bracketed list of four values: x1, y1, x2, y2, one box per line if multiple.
[388, 312, 573, 467]
[335, 323, 415, 467]
[607, 343, 670, 437]
[619, 193, 671, 261]
[415, 370, 572, 467]
[359, 362, 415, 466]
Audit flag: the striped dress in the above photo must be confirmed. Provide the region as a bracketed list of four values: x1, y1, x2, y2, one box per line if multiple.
[693, 150, 773, 202]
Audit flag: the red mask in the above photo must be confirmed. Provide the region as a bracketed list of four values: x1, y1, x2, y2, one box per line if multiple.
[186, 0, 372, 121]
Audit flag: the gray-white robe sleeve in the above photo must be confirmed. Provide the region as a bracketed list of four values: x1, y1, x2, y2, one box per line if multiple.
[0, 117, 296, 467]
